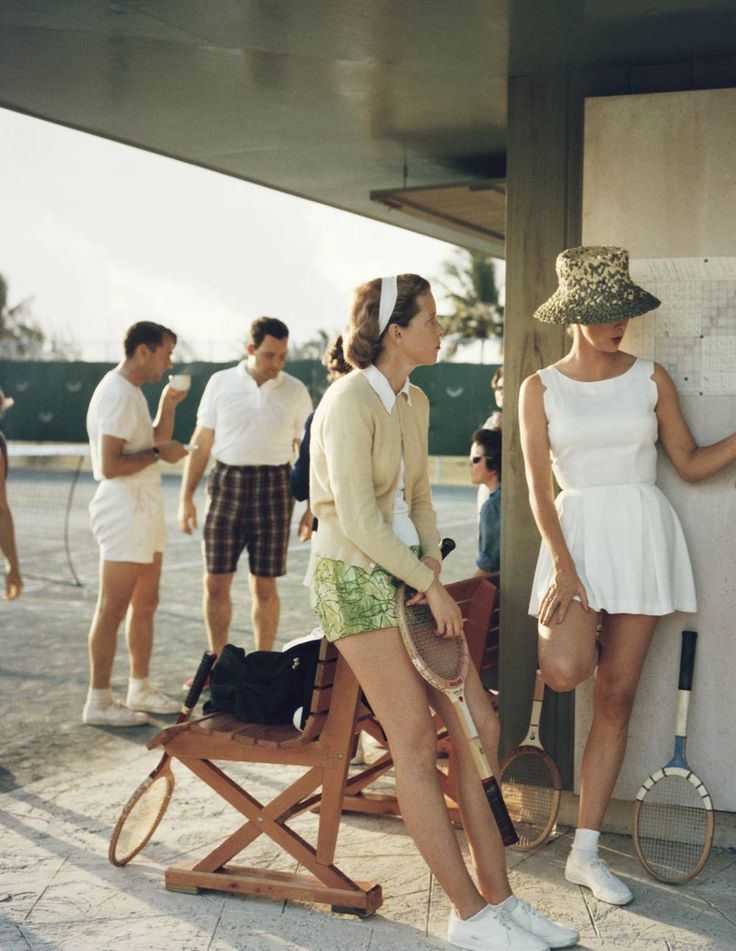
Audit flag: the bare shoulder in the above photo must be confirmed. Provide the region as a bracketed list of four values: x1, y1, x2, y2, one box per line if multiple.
[519, 370, 546, 402]
[651, 361, 678, 400]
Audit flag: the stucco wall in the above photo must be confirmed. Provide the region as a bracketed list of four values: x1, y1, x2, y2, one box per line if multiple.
[580, 87, 736, 812]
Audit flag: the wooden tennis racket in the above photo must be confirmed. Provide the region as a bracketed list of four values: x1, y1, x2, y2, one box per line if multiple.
[499, 668, 561, 851]
[632, 629, 714, 883]
[108, 649, 216, 867]
[396, 540, 518, 846]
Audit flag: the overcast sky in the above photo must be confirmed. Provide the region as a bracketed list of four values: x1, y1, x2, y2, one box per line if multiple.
[0, 107, 467, 363]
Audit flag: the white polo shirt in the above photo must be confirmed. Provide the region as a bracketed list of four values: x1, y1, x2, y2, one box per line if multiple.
[197, 361, 313, 466]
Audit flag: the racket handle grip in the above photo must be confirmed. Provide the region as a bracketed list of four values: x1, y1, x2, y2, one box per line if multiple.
[483, 777, 519, 847]
[440, 537, 456, 560]
[184, 650, 217, 711]
[679, 630, 697, 691]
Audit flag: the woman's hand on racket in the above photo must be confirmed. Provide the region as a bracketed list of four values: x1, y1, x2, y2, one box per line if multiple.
[422, 578, 465, 638]
[539, 565, 590, 626]
[404, 556, 442, 606]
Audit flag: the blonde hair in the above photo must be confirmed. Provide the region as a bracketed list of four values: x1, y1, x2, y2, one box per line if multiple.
[344, 273, 431, 369]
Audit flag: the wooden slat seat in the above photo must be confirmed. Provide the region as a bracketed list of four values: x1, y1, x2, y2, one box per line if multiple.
[148, 638, 382, 916]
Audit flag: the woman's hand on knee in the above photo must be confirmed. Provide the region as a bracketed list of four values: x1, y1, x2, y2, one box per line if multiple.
[539, 565, 590, 626]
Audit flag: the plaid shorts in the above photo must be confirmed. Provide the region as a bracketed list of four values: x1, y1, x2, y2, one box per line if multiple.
[203, 461, 294, 576]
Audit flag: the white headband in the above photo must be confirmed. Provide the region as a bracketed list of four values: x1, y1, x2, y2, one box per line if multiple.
[378, 276, 399, 335]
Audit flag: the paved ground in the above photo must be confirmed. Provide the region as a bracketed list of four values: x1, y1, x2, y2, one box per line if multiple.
[2, 474, 735, 950]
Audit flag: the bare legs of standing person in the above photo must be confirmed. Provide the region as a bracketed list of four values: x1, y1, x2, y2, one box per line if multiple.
[248, 573, 279, 651]
[84, 553, 178, 725]
[539, 602, 659, 903]
[337, 627, 578, 950]
[204, 571, 279, 654]
[204, 571, 234, 657]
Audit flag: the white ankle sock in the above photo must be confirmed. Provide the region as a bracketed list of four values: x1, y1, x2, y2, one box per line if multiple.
[572, 827, 600, 860]
[128, 677, 150, 693]
[87, 687, 112, 707]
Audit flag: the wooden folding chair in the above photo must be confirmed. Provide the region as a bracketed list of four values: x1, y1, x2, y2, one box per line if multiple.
[340, 576, 498, 820]
[148, 639, 382, 916]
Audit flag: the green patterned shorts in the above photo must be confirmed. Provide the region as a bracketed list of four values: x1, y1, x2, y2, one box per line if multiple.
[313, 547, 420, 642]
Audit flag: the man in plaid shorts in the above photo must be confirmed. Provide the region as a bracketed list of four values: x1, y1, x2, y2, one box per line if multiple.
[179, 317, 312, 653]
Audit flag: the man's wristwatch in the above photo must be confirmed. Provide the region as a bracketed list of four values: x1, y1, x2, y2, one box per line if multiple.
[152, 446, 160, 458]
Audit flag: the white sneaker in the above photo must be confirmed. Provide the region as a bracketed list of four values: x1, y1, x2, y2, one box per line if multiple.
[506, 898, 579, 949]
[83, 698, 149, 727]
[565, 852, 633, 905]
[126, 685, 180, 715]
[448, 905, 549, 950]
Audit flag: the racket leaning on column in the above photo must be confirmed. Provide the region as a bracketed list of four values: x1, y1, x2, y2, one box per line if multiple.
[108, 650, 216, 867]
[499, 668, 561, 851]
[632, 629, 714, 884]
[395, 539, 518, 846]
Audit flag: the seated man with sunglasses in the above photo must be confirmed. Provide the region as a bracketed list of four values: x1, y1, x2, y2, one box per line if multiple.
[469, 427, 502, 578]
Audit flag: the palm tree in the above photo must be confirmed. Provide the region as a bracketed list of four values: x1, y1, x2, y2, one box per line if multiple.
[436, 250, 504, 360]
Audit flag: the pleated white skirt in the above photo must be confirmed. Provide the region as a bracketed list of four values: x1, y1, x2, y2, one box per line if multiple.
[529, 483, 696, 617]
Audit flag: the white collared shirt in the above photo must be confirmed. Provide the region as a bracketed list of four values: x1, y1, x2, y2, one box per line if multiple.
[197, 361, 312, 466]
[363, 365, 420, 547]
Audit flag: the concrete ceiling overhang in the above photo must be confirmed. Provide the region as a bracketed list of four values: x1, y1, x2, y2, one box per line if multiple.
[2, 1, 736, 256]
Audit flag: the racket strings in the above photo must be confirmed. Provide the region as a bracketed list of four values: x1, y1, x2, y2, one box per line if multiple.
[404, 603, 465, 681]
[501, 753, 558, 846]
[112, 774, 172, 862]
[636, 775, 710, 878]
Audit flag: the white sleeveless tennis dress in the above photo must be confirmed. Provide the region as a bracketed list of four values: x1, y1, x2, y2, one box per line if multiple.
[529, 358, 697, 617]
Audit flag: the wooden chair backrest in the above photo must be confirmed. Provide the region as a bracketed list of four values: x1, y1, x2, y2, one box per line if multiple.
[299, 639, 340, 742]
[444, 576, 497, 673]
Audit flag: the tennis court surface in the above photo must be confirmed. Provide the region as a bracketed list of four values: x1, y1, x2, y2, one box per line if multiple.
[1, 465, 734, 950]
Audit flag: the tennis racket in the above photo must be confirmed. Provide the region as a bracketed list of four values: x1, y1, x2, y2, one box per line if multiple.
[108, 649, 216, 867]
[632, 629, 714, 883]
[499, 668, 561, 851]
[396, 539, 518, 846]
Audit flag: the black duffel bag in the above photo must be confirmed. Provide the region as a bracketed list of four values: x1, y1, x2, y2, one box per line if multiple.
[204, 640, 320, 727]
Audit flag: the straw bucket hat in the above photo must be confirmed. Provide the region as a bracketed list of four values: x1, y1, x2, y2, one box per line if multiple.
[533, 246, 661, 325]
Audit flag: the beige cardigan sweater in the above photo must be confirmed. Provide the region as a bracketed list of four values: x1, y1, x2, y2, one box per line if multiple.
[310, 369, 441, 593]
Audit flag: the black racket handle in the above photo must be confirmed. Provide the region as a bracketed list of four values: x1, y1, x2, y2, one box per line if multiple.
[678, 630, 698, 691]
[440, 537, 456, 560]
[483, 777, 519, 846]
[404, 538, 456, 600]
[183, 650, 217, 712]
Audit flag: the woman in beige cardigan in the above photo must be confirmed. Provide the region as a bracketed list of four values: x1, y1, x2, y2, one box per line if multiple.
[309, 275, 577, 951]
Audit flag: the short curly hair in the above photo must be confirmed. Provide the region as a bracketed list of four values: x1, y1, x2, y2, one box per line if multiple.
[344, 273, 431, 369]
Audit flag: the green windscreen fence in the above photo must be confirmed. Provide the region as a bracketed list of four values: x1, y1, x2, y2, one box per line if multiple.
[0, 359, 501, 456]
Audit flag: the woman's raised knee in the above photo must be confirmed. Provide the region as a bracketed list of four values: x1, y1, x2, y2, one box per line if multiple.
[541, 654, 595, 693]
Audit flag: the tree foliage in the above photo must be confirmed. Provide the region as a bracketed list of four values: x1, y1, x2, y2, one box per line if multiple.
[0, 272, 79, 360]
[436, 250, 504, 352]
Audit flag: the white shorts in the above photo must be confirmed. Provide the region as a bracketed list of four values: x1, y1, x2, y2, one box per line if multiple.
[89, 480, 166, 564]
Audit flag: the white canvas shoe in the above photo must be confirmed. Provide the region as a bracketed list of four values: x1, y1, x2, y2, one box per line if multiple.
[126, 684, 180, 714]
[565, 852, 633, 905]
[83, 698, 149, 727]
[448, 904, 549, 951]
[505, 898, 579, 948]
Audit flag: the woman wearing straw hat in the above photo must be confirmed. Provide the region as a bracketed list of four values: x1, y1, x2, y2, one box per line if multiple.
[0, 387, 22, 600]
[519, 246, 736, 904]
[310, 274, 579, 951]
